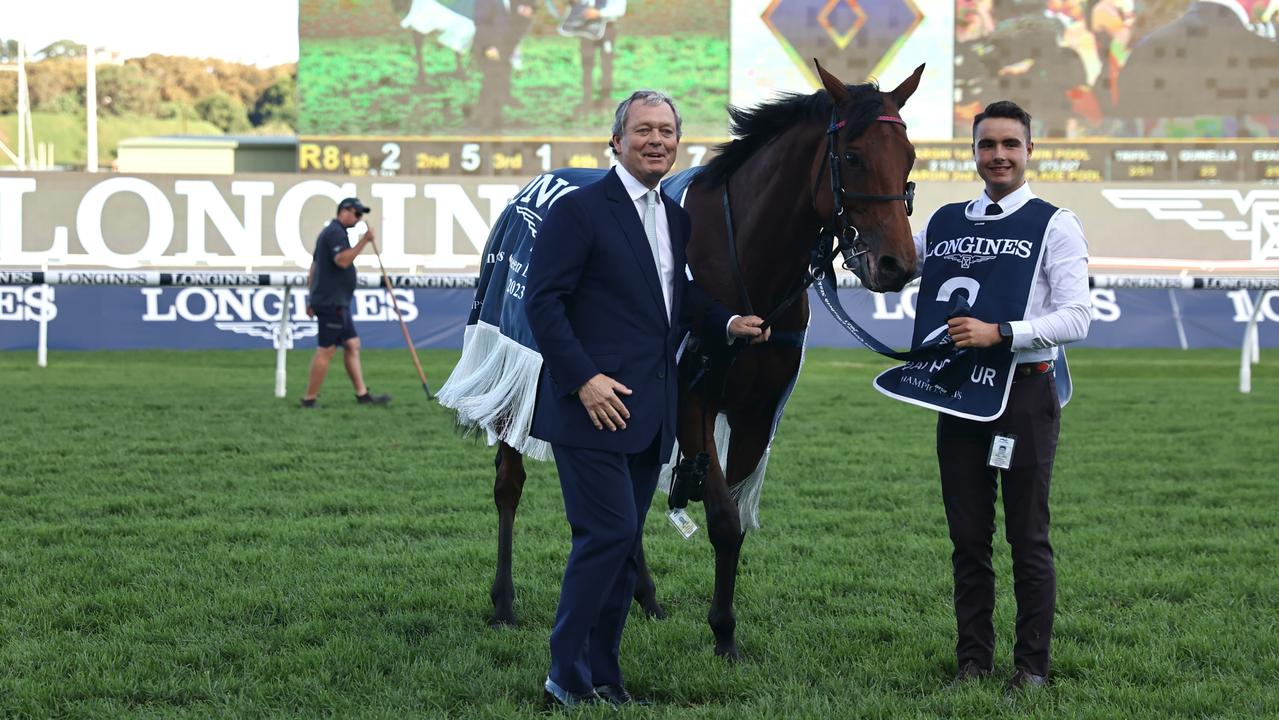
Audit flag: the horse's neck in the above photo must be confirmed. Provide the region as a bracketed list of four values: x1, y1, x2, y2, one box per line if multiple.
[728, 124, 825, 310]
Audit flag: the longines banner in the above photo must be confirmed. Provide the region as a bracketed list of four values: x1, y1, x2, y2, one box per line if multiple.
[2, 173, 1276, 272]
[1, 286, 1275, 352]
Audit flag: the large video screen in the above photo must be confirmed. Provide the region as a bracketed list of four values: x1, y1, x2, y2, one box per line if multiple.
[298, 0, 1279, 177]
[952, 0, 1279, 138]
[299, 0, 729, 174]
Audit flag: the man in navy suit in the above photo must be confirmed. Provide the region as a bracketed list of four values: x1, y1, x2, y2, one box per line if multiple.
[525, 90, 769, 708]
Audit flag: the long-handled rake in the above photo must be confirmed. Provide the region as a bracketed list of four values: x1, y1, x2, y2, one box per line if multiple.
[370, 239, 433, 400]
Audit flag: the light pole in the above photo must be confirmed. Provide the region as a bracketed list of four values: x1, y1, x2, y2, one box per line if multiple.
[86, 43, 98, 171]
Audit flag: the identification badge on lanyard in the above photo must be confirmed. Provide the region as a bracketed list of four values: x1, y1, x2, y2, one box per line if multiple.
[988, 433, 1016, 470]
[667, 508, 699, 539]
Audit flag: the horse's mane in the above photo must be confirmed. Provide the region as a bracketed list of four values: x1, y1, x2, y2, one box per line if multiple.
[698, 83, 884, 188]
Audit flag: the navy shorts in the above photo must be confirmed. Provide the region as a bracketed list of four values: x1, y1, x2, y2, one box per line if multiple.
[314, 304, 358, 347]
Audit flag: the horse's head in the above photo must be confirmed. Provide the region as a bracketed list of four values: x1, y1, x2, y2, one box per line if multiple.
[812, 61, 923, 293]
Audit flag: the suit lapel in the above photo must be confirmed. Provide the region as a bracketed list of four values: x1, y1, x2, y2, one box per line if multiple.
[604, 169, 668, 321]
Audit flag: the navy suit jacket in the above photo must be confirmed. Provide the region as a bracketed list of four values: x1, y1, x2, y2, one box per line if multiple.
[526, 168, 731, 457]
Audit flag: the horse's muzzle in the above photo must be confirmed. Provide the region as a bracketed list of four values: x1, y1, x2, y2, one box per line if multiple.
[872, 254, 913, 293]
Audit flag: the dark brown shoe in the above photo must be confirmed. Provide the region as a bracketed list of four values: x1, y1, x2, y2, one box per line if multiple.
[1007, 668, 1048, 692]
[955, 660, 994, 682]
[594, 684, 650, 706]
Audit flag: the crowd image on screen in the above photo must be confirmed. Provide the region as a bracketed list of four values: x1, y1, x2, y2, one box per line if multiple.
[954, 0, 1279, 137]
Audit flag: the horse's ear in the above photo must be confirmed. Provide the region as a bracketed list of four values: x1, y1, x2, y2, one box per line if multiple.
[889, 63, 926, 110]
[813, 58, 851, 105]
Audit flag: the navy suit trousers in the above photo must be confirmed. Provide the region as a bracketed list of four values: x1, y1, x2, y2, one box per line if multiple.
[547, 431, 661, 693]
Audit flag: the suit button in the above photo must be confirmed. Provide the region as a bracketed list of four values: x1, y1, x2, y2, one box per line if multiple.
[657, 368, 666, 379]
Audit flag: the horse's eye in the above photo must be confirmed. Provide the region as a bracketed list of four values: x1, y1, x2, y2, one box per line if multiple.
[843, 151, 863, 167]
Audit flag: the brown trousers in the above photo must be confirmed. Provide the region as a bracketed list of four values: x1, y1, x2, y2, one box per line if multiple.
[936, 371, 1060, 677]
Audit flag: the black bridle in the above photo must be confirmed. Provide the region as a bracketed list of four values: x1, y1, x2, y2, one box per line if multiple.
[719, 105, 916, 334]
[813, 107, 916, 286]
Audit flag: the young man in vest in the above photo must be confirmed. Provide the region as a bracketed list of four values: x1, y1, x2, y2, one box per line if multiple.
[876, 100, 1090, 690]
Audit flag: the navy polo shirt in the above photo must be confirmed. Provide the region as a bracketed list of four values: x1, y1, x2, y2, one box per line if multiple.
[310, 219, 357, 307]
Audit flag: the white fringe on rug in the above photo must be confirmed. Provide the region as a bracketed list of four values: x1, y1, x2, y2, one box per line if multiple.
[437, 322, 550, 460]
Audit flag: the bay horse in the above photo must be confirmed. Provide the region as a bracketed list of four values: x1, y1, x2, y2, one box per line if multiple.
[484, 61, 923, 659]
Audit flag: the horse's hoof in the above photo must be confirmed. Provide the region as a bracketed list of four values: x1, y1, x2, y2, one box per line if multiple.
[641, 602, 668, 621]
[714, 643, 741, 663]
[488, 611, 518, 629]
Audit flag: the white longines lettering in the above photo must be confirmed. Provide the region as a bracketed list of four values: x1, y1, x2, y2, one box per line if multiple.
[174, 180, 273, 263]
[1227, 290, 1279, 322]
[141, 287, 418, 322]
[422, 184, 520, 268]
[872, 286, 919, 320]
[0, 286, 57, 322]
[139, 287, 419, 348]
[76, 177, 176, 268]
[516, 175, 578, 209]
[0, 178, 40, 264]
[1091, 289, 1121, 322]
[929, 236, 1034, 262]
[3, 176, 536, 271]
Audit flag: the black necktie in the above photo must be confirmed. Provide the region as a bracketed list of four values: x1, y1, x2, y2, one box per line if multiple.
[985, 203, 1003, 216]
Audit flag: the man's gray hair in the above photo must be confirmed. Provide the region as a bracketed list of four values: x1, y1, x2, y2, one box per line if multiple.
[610, 90, 683, 154]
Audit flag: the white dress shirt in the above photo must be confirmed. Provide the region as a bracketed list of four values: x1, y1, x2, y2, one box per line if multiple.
[911, 183, 1091, 363]
[614, 163, 675, 320]
[613, 164, 741, 344]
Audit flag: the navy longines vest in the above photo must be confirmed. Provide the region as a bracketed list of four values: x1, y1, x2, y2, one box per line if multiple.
[874, 198, 1062, 420]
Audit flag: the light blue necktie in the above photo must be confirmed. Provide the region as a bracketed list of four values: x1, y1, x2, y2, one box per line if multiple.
[643, 189, 661, 274]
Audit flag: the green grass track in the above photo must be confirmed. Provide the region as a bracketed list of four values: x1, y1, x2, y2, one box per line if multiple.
[1, 348, 1275, 718]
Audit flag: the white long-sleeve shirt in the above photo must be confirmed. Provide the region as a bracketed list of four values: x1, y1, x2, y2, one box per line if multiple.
[912, 183, 1091, 363]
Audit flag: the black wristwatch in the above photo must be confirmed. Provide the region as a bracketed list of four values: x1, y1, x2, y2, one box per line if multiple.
[998, 322, 1014, 347]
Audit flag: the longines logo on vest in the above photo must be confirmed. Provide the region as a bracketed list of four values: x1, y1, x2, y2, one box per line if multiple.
[931, 236, 1034, 269]
[1102, 189, 1279, 263]
[140, 287, 419, 348]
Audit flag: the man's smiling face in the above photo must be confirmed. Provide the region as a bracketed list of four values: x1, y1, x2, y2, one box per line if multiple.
[973, 116, 1032, 202]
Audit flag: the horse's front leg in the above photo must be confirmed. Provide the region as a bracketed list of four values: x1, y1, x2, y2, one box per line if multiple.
[702, 460, 744, 661]
[713, 407, 777, 657]
[679, 392, 743, 660]
[632, 537, 666, 620]
[490, 441, 526, 627]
